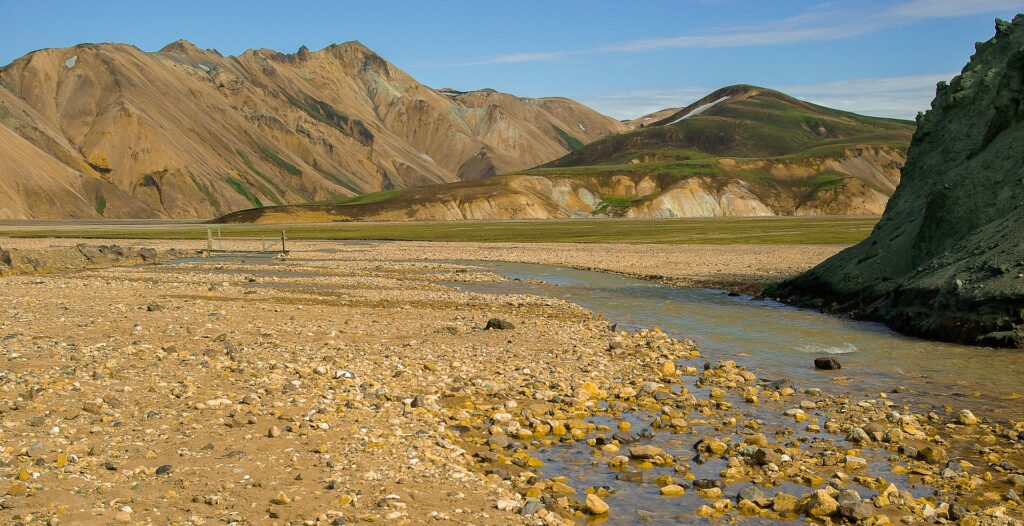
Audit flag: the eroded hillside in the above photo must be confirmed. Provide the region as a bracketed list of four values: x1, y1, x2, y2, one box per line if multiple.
[0, 40, 625, 218]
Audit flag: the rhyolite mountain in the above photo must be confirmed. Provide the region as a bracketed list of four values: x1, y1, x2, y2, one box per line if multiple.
[217, 85, 914, 223]
[769, 16, 1024, 348]
[0, 40, 626, 219]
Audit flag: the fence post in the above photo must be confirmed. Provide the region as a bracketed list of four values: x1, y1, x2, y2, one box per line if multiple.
[207, 227, 213, 252]
[281, 230, 287, 253]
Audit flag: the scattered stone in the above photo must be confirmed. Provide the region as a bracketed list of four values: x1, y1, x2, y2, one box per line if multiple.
[956, 409, 979, 425]
[660, 484, 686, 496]
[804, 489, 839, 517]
[917, 446, 949, 465]
[485, 318, 515, 330]
[629, 445, 665, 460]
[584, 493, 609, 515]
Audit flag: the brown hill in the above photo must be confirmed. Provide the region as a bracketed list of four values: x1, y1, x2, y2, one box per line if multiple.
[0, 40, 626, 219]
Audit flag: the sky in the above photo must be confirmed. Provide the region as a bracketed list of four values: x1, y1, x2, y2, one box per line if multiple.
[2, 0, 1022, 120]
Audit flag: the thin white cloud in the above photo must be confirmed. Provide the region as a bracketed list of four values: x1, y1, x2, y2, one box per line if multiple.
[887, 0, 1024, 18]
[420, 0, 1024, 67]
[783, 73, 956, 119]
[584, 73, 957, 120]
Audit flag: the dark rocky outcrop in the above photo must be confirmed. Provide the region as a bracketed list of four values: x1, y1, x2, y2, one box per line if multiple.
[768, 16, 1024, 349]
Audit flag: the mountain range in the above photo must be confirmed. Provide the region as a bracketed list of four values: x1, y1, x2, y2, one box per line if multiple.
[0, 40, 625, 219]
[219, 85, 915, 223]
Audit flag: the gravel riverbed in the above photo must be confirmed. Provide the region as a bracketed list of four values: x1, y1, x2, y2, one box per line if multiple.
[0, 240, 1020, 525]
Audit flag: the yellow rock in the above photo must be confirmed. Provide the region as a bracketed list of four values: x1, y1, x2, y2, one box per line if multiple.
[17, 469, 30, 482]
[584, 493, 609, 514]
[7, 482, 27, 496]
[659, 360, 676, 376]
[550, 482, 576, 495]
[660, 484, 686, 496]
[271, 491, 291, 505]
[707, 440, 728, 455]
[697, 487, 723, 499]
[617, 421, 631, 431]
[738, 499, 760, 515]
[55, 452, 68, 468]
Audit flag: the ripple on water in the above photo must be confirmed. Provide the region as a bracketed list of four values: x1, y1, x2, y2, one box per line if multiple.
[796, 343, 857, 354]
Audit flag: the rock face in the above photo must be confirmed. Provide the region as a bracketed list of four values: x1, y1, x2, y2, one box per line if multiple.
[768, 17, 1024, 348]
[0, 40, 625, 219]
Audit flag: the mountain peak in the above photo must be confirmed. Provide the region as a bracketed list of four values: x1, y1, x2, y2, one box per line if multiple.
[160, 39, 200, 54]
[159, 39, 221, 57]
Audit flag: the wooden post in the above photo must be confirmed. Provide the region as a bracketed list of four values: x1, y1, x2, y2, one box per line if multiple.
[281, 230, 287, 253]
[207, 227, 213, 252]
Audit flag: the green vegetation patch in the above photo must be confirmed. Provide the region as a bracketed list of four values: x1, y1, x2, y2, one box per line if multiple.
[189, 174, 222, 214]
[257, 144, 302, 176]
[238, 149, 286, 199]
[224, 175, 264, 208]
[553, 126, 584, 151]
[94, 193, 107, 216]
[285, 92, 374, 146]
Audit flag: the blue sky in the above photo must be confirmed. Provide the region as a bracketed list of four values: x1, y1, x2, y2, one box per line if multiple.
[2, 0, 1022, 119]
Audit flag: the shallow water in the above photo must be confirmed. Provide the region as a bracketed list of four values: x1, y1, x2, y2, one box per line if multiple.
[452, 262, 1023, 524]
[455, 262, 1023, 421]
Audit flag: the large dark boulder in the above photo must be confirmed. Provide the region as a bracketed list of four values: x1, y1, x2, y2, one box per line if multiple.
[769, 16, 1024, 348]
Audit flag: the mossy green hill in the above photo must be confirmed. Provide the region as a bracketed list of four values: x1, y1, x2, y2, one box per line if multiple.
[547, 84, 913, 166]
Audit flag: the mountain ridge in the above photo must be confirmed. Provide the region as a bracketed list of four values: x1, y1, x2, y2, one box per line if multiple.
[0, 39, 626, 219]
[216, 84, 915, 223]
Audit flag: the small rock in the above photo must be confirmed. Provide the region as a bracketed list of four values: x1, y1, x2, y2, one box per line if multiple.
[917, 445, 948, 465]
[660, 484, 686, 496]
[737, 485, 767, 505]
[956, 409, 978, 425]
[840, 501, 876, 521]
[485, 318, 515, 330]
[772, 492, 799, 514]
[804, 489, 838, 517]
[814, 357, 841, 370]
[155, 464, 173, 475]
[629, 445, 665, 460]
[584, 493, 609, 515]
[520, 499, 544, 515]
[846, 427, 870, 443]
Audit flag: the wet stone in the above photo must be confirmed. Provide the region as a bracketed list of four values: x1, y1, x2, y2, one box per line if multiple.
[814, 357, 841, 370]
